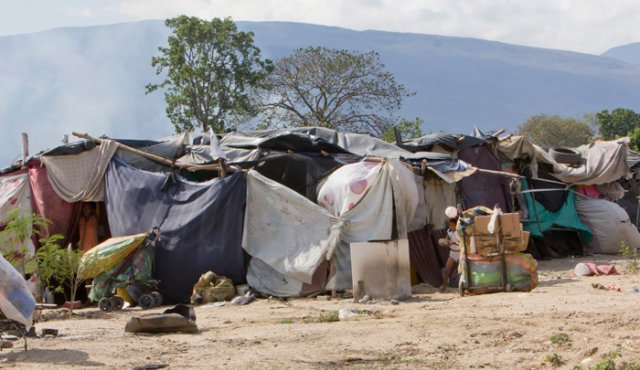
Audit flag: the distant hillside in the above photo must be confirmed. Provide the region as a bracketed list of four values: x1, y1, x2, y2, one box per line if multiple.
[602, 42, 640, 65]
[2, 20, 640, 165]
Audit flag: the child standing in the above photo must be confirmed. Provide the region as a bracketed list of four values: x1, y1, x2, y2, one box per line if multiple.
[439, 209, 461, 292]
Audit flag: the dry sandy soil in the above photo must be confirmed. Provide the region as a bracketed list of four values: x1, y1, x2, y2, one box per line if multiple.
[1, 255, 640, 369]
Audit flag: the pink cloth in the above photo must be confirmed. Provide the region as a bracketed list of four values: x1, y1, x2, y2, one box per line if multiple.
[581, 263, 618, 276]
[28, 165, 77, 240]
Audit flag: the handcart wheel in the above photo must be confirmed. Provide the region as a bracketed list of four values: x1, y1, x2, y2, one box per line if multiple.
[138, 294, 155, 310]
[459, 280, 465, 297]
[150, 292, 163, 307]
[99, 297, 113, 312]
[112, 296, 125, 310]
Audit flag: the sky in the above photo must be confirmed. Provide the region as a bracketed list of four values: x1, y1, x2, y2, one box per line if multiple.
[2, 0, 640, 55]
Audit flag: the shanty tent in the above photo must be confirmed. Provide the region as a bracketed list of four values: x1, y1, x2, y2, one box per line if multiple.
[104, 158, 247, 303]
[242, 170, 341, 297]
[318, 159, 425, 290]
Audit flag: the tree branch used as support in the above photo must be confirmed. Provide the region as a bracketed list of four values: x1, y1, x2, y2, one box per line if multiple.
[72, 131, 231, 176]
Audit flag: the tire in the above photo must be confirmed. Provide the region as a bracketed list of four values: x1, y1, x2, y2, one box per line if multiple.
[99, 297, 113, 312]
[549, 146, 582, 166]
[151, 292, 163, 307]
[112, 296, 125, 310]
[138, 294, 155, 310]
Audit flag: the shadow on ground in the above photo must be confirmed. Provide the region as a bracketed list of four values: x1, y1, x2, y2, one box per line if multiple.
[0, 348, 104, 367]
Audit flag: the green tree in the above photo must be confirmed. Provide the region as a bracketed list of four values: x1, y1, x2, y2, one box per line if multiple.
[595, 108, 640, 140]
[517, 114, 593, 147]
[258, 47, 414, 137]
[381, 117, 424, 143]
[146, 16, 273, 133]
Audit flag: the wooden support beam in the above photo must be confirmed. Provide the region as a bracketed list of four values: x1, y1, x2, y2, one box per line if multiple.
[72, 131, 232, 174]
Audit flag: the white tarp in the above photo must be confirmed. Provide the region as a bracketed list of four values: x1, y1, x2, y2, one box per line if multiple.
[498, 136, 630, 185]
[42, 139, 119, 202]
[0, 172, 35, 256]
[318, 159, 422, 290]
[0, 254, 35, 329]
[576, 196, 640, 254]
[242, 170, 341, 297]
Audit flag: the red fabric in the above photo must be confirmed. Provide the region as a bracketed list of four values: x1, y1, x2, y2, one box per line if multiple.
[28, 165, 77, 242]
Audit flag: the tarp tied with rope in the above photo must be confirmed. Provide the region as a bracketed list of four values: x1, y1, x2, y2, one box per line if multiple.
[104, 158, 247, 304]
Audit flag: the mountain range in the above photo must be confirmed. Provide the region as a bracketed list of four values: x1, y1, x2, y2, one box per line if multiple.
[1, 20, 640, 165]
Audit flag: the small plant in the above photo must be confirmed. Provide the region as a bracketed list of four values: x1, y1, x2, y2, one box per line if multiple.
[589, 351, 618, 370]
[279, 318, 294, 324]
[0, 210, 84, 312]
[542, 353, 565, 367]
[0, 209, 54, 274]
[550, 332, 572, 345]
[620, 241, 639, 273]
[35, 243, 84, 312]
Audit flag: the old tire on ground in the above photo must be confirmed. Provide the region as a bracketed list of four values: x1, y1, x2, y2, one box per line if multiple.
[99, 297, 113, 312]
[549, 146, 581, 166]
[138, 294, 155, 310]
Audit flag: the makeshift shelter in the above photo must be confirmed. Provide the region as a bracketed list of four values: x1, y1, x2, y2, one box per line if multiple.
[498, 135, 640, 256]
[104, 158, 247, 303]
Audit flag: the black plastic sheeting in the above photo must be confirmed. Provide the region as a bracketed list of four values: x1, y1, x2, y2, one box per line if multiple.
[105, 158, 247, 304]
[459, 146, 513, 212]
[402, 132, 487, 152]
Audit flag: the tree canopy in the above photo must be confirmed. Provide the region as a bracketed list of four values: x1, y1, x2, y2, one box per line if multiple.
[595, 108, 640, 140]
[146, 16, 273, 133]
[257, 47, 414, 137]
[517, 114, 593, 147]
[381, 118, 424, 143]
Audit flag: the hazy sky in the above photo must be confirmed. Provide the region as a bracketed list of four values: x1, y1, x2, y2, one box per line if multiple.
[2, 0, 640, 54]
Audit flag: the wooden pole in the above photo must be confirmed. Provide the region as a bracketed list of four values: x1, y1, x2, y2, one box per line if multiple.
[72, 131, 232, 174]
[21, 133, 29, 168]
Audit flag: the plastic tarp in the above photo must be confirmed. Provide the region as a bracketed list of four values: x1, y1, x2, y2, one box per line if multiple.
[521, 180, 592, 242]
[0, 254, 35, 329]
[0, 172, 35, 256]
[42, 139, 120, 202]
[575, 197, 640, 254]
[78, 233, 147, 279]
[459, 146, 513, 212]
[242, 170, 342, 297]
[28, 165, 77, 241]
[115, 133, 187, 172]
[220, 127, 412, 158]
[318, 159, 423, 290]
[498, 136, 631, 185]
[104, 159, 247, 303]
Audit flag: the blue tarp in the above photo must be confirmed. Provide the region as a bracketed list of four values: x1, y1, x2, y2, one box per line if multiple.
[105, 159, 247, 303]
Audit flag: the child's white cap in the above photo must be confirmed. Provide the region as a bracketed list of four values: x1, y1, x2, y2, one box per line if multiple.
[445, 206, 458, 219]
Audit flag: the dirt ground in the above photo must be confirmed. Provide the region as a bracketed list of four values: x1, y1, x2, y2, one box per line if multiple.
[1, 255, 640, 369]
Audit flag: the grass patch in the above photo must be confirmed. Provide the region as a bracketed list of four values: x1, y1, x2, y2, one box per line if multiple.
[550, 332, 571, 345]
[302, 310, 339, 323]
[542, 353, 565, 367]
[279, 318, 295, 324]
